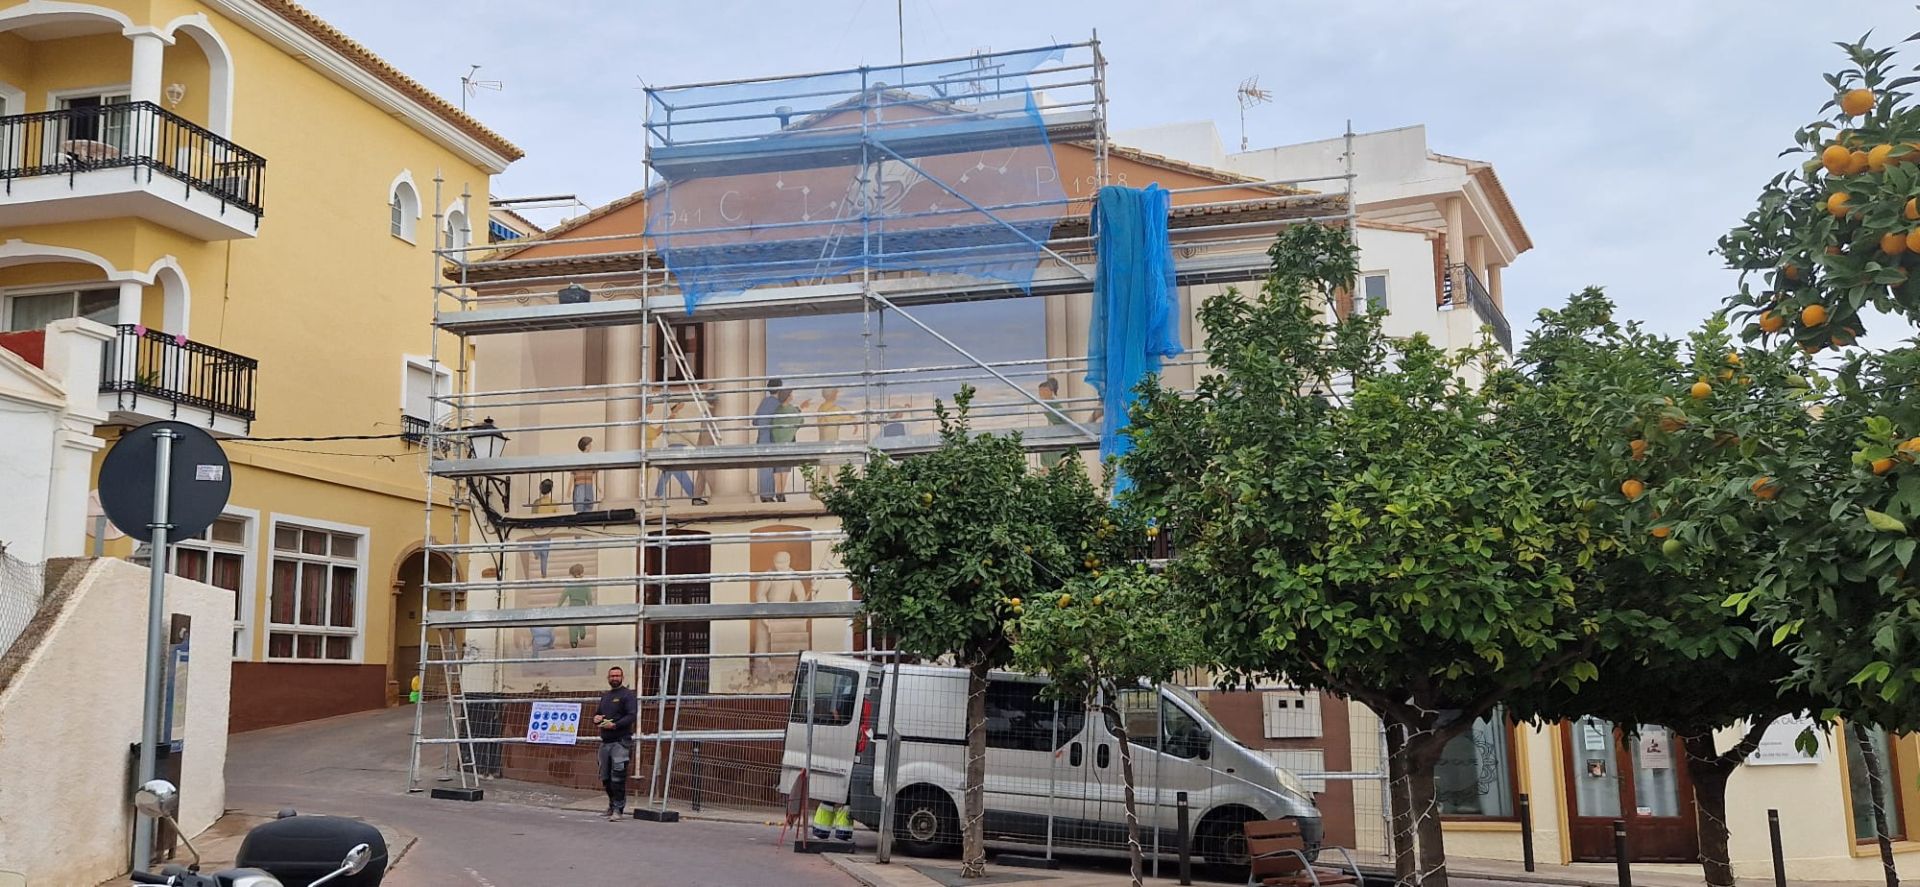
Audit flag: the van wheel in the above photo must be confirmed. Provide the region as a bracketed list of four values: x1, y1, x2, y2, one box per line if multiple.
[1198, 811, 1254, 870]
[894, 788, 958, 857]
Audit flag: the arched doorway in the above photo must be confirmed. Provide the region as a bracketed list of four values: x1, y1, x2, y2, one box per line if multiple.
[392, 547, 455, 704]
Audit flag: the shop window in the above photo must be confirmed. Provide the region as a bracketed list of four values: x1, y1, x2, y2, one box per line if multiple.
[1847, 728, 1906, 842]
[1436, 707, 1518, 818]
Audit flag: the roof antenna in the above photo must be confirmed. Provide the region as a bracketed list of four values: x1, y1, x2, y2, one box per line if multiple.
[1236, 76, 1272, 152]
[460, 64, 503, 114]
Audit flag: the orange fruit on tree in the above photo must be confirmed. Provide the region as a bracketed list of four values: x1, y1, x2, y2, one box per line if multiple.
[1650, 525, 1672, 539]
[1870, 144, 1895, 172]
[1872, 457, 1897, 475]
[1690, 380, 1712, 399]
[1907, 228, 1920, 253]
[1717, 368, 1735, 381]
[1898, 437, 1920, 457]
[1822, 143, 1853, 173]
[1801, 304, 1829, 327]
[1841, 88, 1876, 116]
[1827, 191, 1852, 217]
[1848, 150, 1870, 174]
[1909, 198, 1920, 221]
[1884, 232, 1910, 255]
[1750, 476, 1781, 500]
[1658, 415, 1688, 433]
[1629, 439, 1648, 460]
[1759, 311, 1785, 333]
[1726, 352, 1742, 366]
[1782, 263, 1802, 281]
[1620, 478, 1646, 500]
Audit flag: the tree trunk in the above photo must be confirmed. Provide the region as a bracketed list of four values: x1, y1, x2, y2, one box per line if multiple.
[961, 659, 990, 878]
[1103, 698, 1145, 887]
[1682, 733, 1736, 887]
[1852, 723, 1901, 887]
[1386, 722, 1452, 887]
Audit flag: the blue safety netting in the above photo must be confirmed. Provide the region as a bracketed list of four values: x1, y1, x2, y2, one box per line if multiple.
[1085, 184, 1181, 493]
[643, 47, 1072, 311]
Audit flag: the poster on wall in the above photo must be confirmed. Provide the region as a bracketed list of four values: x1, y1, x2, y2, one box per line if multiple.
[1637, 731, 1673, 770]
[526, 701, 583, 746]
[1747, 714, 1825, 766]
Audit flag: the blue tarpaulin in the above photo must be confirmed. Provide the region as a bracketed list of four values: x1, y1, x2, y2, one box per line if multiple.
[1084, 184, 1181, 492]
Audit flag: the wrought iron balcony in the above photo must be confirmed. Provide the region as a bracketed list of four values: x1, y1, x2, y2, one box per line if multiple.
[101, 324, 258, 434]
[1442, 264, 1513, 354]
[0, 101, 266, 236]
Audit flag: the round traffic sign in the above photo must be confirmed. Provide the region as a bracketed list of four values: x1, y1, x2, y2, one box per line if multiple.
[98, 421, 233, 543]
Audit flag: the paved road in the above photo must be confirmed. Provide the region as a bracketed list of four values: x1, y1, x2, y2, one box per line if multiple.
[225, 705, 854, 887]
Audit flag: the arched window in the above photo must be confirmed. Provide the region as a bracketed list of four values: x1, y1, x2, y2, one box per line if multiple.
[445, 207, 470, 252]
[389, 173, 420, 243]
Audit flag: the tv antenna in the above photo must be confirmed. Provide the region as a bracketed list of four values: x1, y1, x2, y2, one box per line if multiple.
[460, 64, 503, 113]
[1236, 76, 1272, 151]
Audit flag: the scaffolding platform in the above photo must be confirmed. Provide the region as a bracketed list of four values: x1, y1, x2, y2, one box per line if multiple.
[647, 108, 1101, 180]
[423, 599, 863, 629]
[435, 242, 1290, 336]
[429, 423, 1094, 478]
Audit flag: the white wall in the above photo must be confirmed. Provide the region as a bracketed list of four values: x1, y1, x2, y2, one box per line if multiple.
[0, 318, 109, 562]
[0, 558, 232, 885]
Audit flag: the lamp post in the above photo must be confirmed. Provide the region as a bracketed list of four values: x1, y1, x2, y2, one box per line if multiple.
[467, 416, 509, 460]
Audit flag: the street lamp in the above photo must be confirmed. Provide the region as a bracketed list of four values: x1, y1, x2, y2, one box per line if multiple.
[467, 416, 509, 460]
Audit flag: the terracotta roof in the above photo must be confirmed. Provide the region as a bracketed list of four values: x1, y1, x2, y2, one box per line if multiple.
[1430, 152, 1531, 254]
[450, 193, 1347, 284]
[253, 0, 524, 162]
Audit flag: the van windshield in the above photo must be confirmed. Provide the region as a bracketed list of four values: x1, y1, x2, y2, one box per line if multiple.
[1163, 685, 1233, 738]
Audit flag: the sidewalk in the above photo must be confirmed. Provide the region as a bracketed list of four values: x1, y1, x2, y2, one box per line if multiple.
[825, 852, 1883, 887]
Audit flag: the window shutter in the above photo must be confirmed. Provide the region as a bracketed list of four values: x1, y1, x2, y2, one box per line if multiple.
[404, 363, 433, 420]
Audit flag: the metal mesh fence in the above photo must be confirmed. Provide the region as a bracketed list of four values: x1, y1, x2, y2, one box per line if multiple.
[0, 552, 47, 658]
[415, 647, 1395, 877]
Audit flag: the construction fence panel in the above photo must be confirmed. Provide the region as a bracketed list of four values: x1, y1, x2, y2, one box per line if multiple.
[0, 553, 46, 658]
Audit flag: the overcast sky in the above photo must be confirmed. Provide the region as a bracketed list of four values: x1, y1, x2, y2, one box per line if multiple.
[309, 1, 1920, 345]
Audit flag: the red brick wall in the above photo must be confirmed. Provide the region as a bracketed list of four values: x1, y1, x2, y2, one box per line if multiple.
[229, 662, 389, 732]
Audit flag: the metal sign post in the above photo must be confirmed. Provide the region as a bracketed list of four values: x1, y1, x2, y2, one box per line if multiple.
[133, 427, 174, 869]
[98, 421, 231, 871]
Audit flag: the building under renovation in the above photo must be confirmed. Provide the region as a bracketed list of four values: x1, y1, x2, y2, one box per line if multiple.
[402, 39, 1478, 864]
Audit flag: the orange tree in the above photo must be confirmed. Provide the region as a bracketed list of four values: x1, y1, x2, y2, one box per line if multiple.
[1497, 291, 1825, 887]
[816, 390, 1131, 877]
[1708, 30, 1920, 885]
[1010, 564, 1202, 887]
[1123, 224, 1603, 887]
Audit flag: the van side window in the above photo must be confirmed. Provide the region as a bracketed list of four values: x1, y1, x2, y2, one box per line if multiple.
[985, 679, 1085, 751]
[789, 666, 858, 726]
[1109, 689, 1209, 759]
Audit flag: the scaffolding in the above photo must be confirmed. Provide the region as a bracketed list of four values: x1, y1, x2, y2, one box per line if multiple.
[406, 38, 1357, 816]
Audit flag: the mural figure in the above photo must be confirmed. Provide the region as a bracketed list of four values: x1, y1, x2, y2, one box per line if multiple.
[571, 436, 598, 512]
[750, 535, 814, 688]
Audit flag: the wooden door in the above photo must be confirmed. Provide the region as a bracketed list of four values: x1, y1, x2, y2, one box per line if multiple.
[1563, 717, 1699, 862]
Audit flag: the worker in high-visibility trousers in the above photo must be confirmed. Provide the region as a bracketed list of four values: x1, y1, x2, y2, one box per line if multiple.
[811, 801, 853, 842]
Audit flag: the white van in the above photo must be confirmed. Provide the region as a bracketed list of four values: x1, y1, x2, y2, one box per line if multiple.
[779, 652, 1322, 864]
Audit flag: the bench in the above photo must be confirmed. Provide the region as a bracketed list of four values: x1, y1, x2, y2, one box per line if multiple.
[1244, 818, 1363, 887]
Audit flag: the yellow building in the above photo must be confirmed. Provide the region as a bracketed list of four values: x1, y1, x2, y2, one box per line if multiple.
[0, 0, 520, 730]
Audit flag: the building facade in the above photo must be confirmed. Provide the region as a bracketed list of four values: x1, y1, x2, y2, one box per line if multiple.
[0, 0, 520, 730]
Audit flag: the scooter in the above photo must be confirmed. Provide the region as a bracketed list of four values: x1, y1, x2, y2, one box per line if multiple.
[127, 779, 374, 887]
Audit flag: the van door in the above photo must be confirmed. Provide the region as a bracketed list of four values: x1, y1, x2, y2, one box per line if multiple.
[1104, 688, 1219, 853]
[1051, 697, 1116, 849]
[981, 678, 1089, 843]
[779, 658, 868, 805]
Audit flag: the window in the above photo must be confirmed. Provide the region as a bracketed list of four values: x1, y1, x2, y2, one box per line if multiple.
[985, 679, 1085, 751]
[654, 321, 704, 382]
[788, 665, 858, 726]
[1436, 708, 1517, 818]
[402, 359, 452, 425]
[445, 208, 471, 252]
[1362, 273, 1388, 313]
[389, 176, 420, 242]
[58, 92, 131, 150]
[266, 521, 364, 661]
[1109, 688, 1210, 759]
[6, 287, 117, 331]
[170, 514, 251, 659]
[1847, 728, 1906, 842]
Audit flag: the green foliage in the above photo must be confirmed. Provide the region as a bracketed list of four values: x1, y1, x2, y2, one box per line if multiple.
[1009, 564, 1199, 706]
[1499, 290, 1821, 738]
[815, 388, 1118, 668]
[1124, 222, 1593, 735]
[1719, 33, 1920, 345]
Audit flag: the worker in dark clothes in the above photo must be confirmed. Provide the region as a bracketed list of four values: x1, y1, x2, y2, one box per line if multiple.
[592, 666, 639, 821]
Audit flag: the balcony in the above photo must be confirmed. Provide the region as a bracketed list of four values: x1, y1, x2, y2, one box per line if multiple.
[100, 324, 258, 437]
[1442, 264, 1513, 354]
[0, 102, 265, 240]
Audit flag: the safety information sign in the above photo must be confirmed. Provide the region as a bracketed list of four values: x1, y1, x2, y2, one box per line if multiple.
[527, 701, 582, 745]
